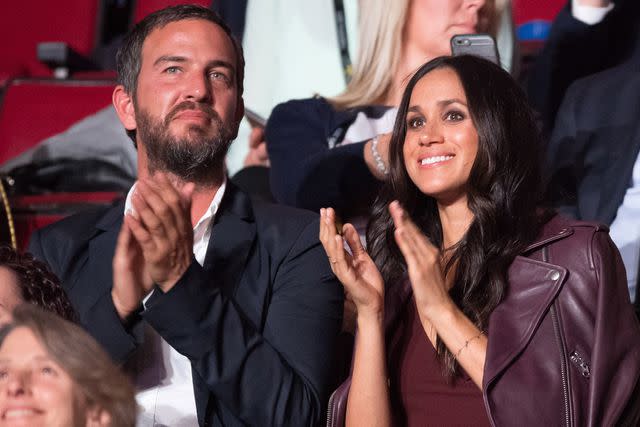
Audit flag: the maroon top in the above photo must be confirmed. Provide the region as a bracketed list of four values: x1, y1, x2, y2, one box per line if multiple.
[388, 299, 490, 426]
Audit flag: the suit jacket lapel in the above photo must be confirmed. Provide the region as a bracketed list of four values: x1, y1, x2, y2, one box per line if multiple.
[73, 203, 122, 321]
[197, 183, 258, 424]
[202, 183, 257, 309]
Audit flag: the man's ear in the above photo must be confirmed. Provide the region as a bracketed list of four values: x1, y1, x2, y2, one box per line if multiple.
[235, 96, 245, 125]
[112, 85, 137, 132]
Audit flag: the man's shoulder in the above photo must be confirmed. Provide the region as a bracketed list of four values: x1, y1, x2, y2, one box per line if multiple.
[31, 202, 122, 249]
[567, 65, 640, 106]
[251, 200, 319, 236]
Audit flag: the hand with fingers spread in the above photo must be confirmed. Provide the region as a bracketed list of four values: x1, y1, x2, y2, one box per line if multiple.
[112, 220, 154, 321]
[126, 174, 195, 292]
[389, 201, 453, 319]
[319, 207, 384, 319]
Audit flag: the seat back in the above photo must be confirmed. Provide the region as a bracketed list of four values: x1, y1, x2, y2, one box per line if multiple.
[0, 1, 102, 82]
[0, 79, 115, 164]
[133, 0, 212, 23]
[513, 0, 565, 42]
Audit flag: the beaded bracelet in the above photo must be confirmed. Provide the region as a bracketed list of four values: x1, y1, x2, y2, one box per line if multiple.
[371, 135, 389, 176]
[455, 330, 485, 359]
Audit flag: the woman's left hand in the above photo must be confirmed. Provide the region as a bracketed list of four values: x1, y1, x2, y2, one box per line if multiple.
[389, 201, 454, 319]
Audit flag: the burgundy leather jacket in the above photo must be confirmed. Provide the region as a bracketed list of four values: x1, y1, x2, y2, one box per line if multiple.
[327, 214, 640, 426]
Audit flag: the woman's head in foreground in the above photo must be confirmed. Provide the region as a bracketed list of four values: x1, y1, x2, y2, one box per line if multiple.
[0, 305, 136, 427]
[0, 246, 77, 323]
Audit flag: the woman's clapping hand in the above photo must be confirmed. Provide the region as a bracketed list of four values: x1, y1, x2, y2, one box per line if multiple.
[389, 201, 453, 320]
[319, 208, 385, 319]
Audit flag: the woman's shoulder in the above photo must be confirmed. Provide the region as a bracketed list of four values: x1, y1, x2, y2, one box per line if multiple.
[525, 213, 609, 252]
[522, 213, 620, 284]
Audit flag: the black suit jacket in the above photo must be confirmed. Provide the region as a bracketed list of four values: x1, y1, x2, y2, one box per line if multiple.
[546, 63, 640, 226]
[29, 183, 343, 426]
[527, 0, 640, 135]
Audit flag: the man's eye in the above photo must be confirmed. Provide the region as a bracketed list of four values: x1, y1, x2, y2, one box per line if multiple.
[164, 66, 180, 74]
[0, 370, 8, 380]
[209, 71, 228, 81]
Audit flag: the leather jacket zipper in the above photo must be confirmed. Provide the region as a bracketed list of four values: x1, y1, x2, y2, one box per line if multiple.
[569, 351, 591, 378]
[326, 387, 337, 427]
[551, 303, 571, 427]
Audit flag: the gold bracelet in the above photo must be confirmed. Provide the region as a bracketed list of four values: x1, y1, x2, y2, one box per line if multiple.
[455, 330, 485, 359]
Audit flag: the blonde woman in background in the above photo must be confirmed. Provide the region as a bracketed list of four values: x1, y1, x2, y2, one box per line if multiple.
[265, 0, 511, 224]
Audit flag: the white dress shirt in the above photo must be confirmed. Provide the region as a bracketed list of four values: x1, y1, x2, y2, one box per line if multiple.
[572, 0, 614, 25]
[124, 180, 227, 426]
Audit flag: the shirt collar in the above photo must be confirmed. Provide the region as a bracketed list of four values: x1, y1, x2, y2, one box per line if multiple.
[124, 178, 228, 231]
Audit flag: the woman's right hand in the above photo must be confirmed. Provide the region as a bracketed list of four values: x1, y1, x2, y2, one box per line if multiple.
[319, 208, 384, 318]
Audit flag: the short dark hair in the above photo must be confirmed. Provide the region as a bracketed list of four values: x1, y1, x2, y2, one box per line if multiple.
[116, 4, 245, 98]
[0, 246, 77, 322]
[0, 305, 136, 427]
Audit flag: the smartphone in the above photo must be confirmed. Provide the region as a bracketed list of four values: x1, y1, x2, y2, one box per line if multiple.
[450, 34, 499, 65]
[244, 108, 267, 128]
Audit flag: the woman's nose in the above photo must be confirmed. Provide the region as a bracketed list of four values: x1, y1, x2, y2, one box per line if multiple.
[4, 372, 30, 397]
[418, 126, 444, 146]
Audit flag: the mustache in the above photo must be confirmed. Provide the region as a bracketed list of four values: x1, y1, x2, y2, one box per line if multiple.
[164, 101, 219, 125]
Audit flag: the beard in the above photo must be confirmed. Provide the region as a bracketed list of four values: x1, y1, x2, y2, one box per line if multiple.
[136, 100, 236, 185]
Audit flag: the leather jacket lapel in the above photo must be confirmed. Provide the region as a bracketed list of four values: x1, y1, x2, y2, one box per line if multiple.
[483, 257, 567, 390]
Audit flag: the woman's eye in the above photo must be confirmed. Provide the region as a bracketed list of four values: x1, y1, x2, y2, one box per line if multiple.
[445, 111, 465, 121]
[40, 366, 57, 376]
[408, 117, 425, 128]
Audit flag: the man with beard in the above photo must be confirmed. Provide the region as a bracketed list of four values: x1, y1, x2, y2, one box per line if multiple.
[28, 5, 343, 427]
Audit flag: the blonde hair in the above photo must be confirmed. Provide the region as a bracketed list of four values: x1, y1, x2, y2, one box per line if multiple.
[330, 0, 506, 110]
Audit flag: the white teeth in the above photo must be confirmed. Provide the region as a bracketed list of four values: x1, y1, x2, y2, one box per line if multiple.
[5, 409, 36, 418]
[421, 155, 453, 165]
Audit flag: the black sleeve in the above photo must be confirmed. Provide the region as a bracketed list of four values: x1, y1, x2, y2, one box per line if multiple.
[544, 79, 582, 219]
[265, 98, 379, 218]
[526, 2, 636, 134]
[142, 218, 344, 426]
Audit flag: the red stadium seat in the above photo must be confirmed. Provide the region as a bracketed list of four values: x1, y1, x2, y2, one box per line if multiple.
[0, 79, 114, 164]
[0, 1, 102, 83]
[0, 78, 120, 250]
[134, 0, 212, 23]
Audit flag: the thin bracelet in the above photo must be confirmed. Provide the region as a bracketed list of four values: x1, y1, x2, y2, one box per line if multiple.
[371, 135, 389, 176]
[455, 330, 485, 359]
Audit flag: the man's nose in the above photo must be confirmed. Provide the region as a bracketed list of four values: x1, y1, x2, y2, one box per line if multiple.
[184, 72, 212, 102]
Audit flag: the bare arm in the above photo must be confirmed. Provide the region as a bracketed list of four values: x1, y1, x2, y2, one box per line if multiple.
[389, 202, 486, 388]
[320, 208, 391, 426]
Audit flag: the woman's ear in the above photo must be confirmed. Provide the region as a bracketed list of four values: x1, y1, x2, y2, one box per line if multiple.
[86, 406, 112, 427]
[112, 85, 137, 133]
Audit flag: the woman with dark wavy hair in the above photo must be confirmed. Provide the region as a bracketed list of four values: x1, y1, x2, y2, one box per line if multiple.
[0, 246, 77, 323]
[320, 55, 640, 426]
